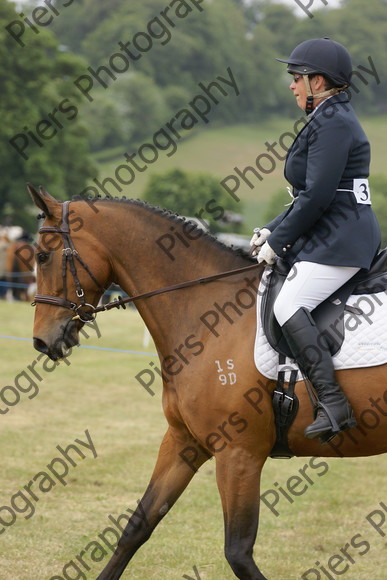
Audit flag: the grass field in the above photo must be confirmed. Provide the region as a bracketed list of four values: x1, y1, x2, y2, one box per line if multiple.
[89, 115, 387, 233]
[0, 301, 386, 579]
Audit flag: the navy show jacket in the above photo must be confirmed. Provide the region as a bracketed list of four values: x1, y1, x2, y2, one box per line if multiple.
[265, 92, 381, 269]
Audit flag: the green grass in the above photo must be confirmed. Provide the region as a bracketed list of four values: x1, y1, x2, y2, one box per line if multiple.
[89, 116, 387, 233]
[0, 302, 386, 579]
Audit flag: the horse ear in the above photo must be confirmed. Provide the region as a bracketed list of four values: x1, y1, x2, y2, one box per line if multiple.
[27, 183, 60, 217]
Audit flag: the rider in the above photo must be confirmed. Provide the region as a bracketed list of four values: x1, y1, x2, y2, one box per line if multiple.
[251, 38, 381, 442]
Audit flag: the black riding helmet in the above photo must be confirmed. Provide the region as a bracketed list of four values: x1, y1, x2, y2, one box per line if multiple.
[277, 38, 353, 114]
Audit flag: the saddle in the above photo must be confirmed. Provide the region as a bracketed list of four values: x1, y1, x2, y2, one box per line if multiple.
[261, 248, 387, 359]
[262, 248, 387, 459]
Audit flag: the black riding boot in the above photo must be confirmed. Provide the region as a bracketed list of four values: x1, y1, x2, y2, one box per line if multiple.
[281, 307, 357, 441]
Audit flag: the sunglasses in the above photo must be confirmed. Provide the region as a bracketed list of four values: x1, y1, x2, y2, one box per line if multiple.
[293, 75, 304, 83]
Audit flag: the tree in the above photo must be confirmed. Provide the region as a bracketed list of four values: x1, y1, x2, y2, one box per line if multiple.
[143, 168, 244, 232]
[288, 0, 387, 113]
[47, 0, 387, 155]
[370, 174, 387, 247]
[0, 0, 96, 232]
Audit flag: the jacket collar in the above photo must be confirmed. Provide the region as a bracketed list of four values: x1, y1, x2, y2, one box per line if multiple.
[288, 91, 351, 148]
[309, 91, 350, 119]
[284, 91, 351, 179]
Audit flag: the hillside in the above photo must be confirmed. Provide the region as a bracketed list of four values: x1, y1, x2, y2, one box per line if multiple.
[89, 116, 387, 233]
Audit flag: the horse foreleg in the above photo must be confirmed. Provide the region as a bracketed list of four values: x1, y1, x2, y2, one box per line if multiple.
[216, 449, 268, 580]
[96, 426, 209, 580]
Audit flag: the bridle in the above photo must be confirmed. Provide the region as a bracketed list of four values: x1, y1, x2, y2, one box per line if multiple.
[33, 201, 108, 323]
[32, 201, 261, 323]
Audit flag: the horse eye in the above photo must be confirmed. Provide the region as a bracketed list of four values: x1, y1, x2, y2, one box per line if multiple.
[37, 252, 50, 265]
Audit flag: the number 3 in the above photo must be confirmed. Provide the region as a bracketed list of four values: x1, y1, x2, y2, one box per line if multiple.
[359, 183, 369, 201]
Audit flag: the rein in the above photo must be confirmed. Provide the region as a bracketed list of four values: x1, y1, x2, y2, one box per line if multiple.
[92, 262, 261, 317]
[33, 201, 260, 322]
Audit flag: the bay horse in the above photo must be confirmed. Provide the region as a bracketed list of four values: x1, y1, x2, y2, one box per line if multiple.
[5, 238, 35, 301]
[28, 185, 387, 580]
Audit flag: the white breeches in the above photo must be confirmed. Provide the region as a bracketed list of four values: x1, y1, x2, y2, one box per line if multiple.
[274, 261, 360, 326]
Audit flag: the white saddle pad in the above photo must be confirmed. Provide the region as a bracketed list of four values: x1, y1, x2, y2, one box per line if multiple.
[254, 268, 387, 381]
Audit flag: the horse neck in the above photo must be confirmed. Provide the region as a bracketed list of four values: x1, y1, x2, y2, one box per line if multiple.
[85, 200, 258, 354]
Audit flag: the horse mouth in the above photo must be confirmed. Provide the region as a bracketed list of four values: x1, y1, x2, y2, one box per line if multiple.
[33, 318, 80, 360]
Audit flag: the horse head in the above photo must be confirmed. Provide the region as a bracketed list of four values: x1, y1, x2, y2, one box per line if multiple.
[28, 184, 112, 360]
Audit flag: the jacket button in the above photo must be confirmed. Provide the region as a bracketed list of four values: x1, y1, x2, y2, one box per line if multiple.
[282, 247, 287, 252]
[287, 244, 291, 248]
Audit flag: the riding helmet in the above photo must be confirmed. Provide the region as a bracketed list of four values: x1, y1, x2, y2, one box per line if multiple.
[276, 38, 353, 87]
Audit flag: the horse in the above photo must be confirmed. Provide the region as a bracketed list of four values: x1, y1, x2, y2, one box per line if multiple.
[27, 184, 387, 580]
[5, 238, 36, 301]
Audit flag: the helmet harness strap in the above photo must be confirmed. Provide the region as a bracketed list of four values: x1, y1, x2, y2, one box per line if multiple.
[302, 74, 348, 115]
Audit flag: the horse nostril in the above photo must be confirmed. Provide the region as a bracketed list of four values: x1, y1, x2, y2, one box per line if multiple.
[33, 337, 48, 354]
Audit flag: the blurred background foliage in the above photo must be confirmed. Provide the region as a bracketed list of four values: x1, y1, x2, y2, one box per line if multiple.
[1, 0, 387, 238]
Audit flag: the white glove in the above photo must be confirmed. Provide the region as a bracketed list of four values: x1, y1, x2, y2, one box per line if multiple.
[257, 241, 277, 265]
[249, 228, 271, 257]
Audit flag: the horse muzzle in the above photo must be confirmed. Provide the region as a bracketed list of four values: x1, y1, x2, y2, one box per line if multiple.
[33, 317, 80, 360]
